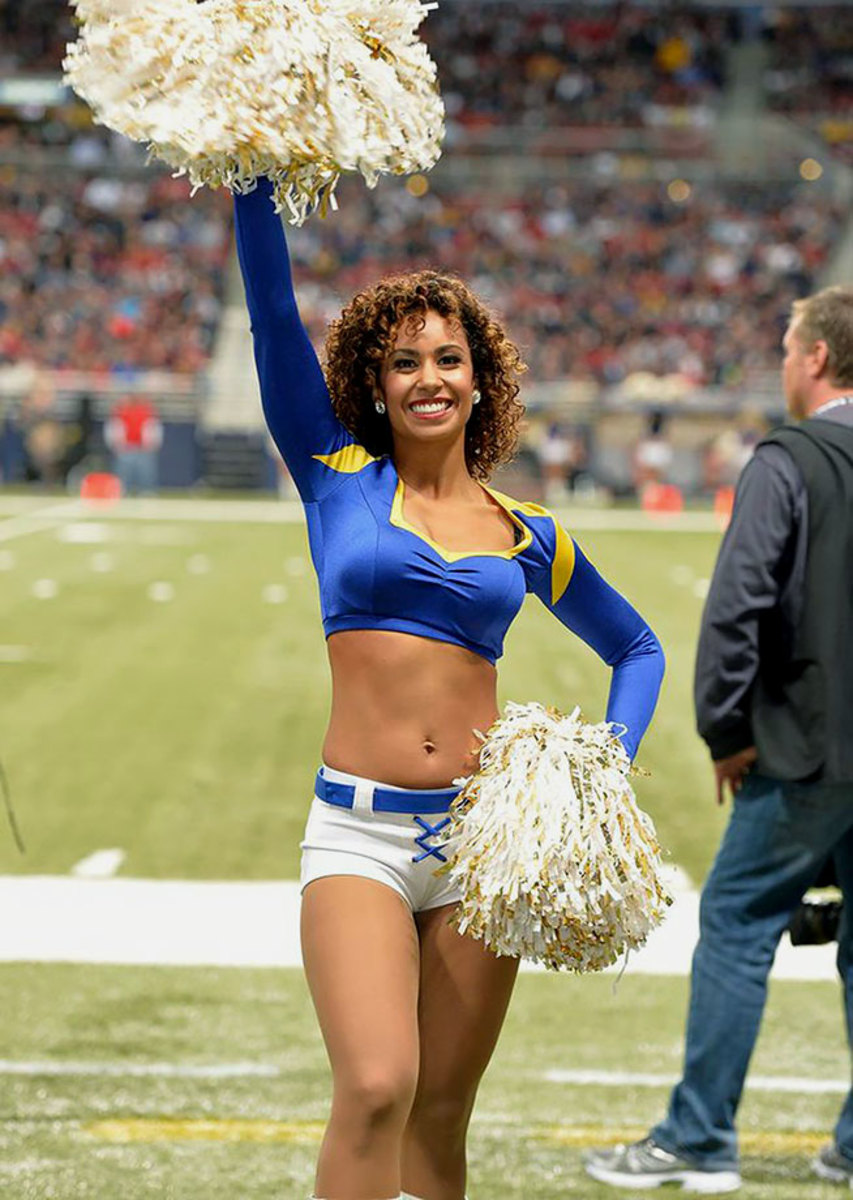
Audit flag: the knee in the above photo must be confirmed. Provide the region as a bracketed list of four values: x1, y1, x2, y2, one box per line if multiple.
[334, 1067, 418, 1135]
[408, 1089, 473, 1146]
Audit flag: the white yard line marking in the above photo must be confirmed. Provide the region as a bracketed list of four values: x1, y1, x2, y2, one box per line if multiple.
[71, 849, 126, 879]
[0, 497, 726, 533]
[0, 874, 837, 980]
[0, 1060, 279, 1078]
[543, 1069, 849, 1095]
[147, 581, 175, 603]
[31, 579, 58, 600]
[57, 523, 111, 544]
[0, 503, 84, 544]
[0, 646, 34, 664]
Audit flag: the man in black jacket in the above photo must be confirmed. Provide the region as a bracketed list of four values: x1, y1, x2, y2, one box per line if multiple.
[585, 285, 853, 1193]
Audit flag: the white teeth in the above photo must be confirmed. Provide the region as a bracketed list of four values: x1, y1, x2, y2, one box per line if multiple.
[411, 400, 451, 414]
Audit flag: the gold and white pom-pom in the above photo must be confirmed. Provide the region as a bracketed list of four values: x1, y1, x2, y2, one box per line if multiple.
[63, 0, 444, 224]
[442, 702, 672, 973]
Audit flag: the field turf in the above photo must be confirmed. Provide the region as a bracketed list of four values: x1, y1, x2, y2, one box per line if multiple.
[0, 497, 847, 1198]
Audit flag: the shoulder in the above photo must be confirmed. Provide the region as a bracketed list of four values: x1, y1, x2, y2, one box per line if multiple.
[311, 443, 382, 476]
[743, 435, 803, 493]
[487, 488, 576, 604]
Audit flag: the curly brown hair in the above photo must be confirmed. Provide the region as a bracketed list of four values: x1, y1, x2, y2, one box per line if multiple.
[323, 271, 526, 481]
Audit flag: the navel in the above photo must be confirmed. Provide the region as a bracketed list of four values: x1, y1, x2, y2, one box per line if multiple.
[423, 739, 437, 756]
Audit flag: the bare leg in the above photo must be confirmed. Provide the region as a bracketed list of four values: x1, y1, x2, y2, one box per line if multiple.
[301, 876, 421, 1200]
[401, 904, 519, 1199]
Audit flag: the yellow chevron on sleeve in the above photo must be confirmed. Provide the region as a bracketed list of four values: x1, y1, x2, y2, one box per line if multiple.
[511, 499, 576, 605]
[312, 444, 377, 474]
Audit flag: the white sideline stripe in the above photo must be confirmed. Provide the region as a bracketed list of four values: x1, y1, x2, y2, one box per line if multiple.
[0, 497, 725, 535]
[544, 1069, 850, 1096]
[0, 1060, 279, 1079]
[71, 849, 126, 879]
[0, 1060, 844, 1094]
[0, 874, 837, 980]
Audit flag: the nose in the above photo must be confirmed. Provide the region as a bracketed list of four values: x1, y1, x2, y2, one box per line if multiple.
[418, 357, 442, 390]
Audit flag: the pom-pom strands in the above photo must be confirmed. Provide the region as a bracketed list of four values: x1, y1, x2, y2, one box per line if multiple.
[63, 0, 444, 224]
[443, 703, 672, 973]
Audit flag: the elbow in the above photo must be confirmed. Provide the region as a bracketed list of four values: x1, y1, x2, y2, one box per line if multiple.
[613, 623, 666, 682]
[648, 627, 666, 684]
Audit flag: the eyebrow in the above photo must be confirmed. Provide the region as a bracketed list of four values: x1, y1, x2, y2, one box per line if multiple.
[390, 343, 466, 356]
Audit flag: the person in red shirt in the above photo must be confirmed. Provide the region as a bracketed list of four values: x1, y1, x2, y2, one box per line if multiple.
[104, 395, 163, 494]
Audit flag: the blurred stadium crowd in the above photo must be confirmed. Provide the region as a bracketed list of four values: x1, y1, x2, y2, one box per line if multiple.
[0, 0, 851, 495]
[289, 176, 843, 389]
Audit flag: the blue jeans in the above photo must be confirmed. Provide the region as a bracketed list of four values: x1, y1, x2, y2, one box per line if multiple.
[652, 772, 853, 1168]
[114, 450, 158, 495]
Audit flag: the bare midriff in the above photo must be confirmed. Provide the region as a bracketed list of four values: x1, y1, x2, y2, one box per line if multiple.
[322, 629, 499, 789]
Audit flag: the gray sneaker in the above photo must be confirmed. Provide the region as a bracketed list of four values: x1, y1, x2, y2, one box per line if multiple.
[813, 1143, 853, 1187]
[584, 1136, 741, 1193]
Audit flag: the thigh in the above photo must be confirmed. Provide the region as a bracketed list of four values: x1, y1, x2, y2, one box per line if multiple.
[301, 876, 421, 1087]
[704, 774, 846, 924]
[413, 903, 519, 1098]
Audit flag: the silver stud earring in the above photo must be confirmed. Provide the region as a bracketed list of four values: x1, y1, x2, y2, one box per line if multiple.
[374, 399, 386, 415]
[472, 389, 481, 405]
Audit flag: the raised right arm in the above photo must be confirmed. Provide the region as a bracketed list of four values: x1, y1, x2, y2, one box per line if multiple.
[233, 178, 354, 500]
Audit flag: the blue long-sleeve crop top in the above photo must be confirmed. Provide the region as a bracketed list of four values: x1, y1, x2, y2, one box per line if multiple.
[235, 179, 665, 759]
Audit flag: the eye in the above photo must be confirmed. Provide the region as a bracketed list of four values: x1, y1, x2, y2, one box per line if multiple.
[393, 356, 417, 370]
[440, 354, 462, 366]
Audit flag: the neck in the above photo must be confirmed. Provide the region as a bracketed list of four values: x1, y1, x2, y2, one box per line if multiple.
[393, 437, 476, 498]
[803, 385, 853, 417]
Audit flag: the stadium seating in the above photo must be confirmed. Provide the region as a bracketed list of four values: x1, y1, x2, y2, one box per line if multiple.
[287, 175, 844, 388]
[762, 5, 853, 163]
[0, 170, 230, 373]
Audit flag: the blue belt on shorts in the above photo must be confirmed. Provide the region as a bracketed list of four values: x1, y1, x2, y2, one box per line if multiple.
[315, 771, 460, 815]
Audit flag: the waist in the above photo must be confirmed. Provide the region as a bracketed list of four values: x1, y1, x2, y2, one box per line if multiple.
[316, 765, 460, 814]
[324, 629, 498, 786]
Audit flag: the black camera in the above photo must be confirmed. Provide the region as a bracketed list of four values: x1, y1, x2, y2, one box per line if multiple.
[787, 897, 842, 946]
[787, 857, 842, 946]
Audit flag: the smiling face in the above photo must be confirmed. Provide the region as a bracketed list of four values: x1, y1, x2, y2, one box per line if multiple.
[378, 309, 477, 453]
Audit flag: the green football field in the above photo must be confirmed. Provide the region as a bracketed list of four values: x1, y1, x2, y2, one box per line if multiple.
[0, 496, 847, 1199]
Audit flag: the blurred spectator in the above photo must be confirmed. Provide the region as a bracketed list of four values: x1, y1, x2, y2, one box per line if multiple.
[537, 421, 588, 501]
[633, 410, 674, 492]
[19, 371, 63, 485]
[104, 394, 162, 494]
[704, 409, 768, 492]
[538, 422, 574, 502]
[60, 391, 101, 490]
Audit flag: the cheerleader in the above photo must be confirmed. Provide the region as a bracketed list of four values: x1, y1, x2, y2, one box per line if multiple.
[234, 178, 665, 1199]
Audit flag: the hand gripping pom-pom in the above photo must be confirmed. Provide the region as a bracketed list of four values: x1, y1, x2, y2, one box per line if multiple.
[441, 702, 673, 973]
[63, 0, 445, 224]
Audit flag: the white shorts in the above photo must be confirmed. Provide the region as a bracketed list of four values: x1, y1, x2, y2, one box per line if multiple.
[300, 765, 464, 913]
